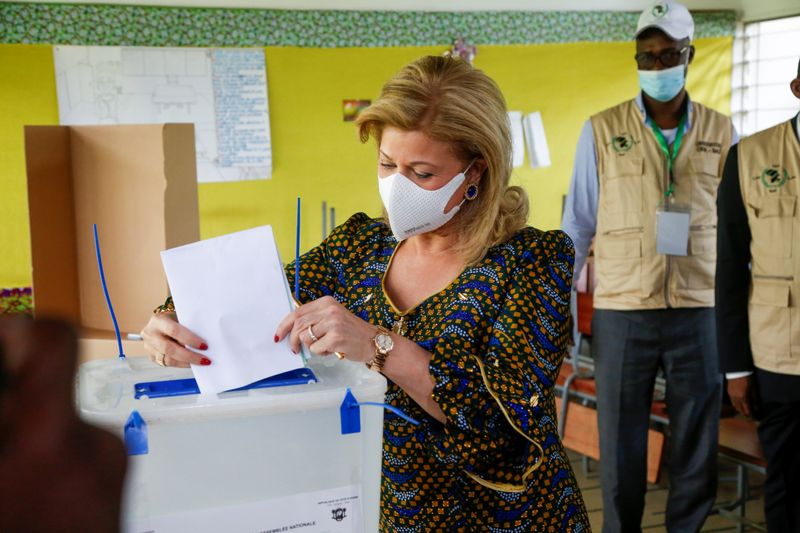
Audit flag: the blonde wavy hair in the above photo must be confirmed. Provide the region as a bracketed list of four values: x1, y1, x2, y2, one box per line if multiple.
[356, 55, 529, 266]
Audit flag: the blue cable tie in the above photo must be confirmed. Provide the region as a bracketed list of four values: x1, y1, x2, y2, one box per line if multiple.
[358, 401, 420, 426]
[93, 224, 125, 359]
[294, 196, 301, 302]
[340, 388, 419, 435]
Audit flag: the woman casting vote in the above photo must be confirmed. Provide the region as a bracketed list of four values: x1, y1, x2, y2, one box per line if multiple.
[141, 55, 590, 531]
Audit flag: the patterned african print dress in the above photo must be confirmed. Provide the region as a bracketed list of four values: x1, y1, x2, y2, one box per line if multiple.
[287, 213, 590, 532]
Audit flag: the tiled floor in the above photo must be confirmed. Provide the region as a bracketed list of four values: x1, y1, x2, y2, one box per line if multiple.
[569, 451, 767, 532]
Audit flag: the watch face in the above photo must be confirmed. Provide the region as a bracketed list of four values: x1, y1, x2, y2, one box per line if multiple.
[376, 333, 394, 352]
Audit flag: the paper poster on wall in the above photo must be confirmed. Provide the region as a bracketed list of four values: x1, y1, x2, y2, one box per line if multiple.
[523, 111, 551, 169]
[507, 111, 525, 168]
[342, 99, 370, 122]
[53, 45, 272, 183]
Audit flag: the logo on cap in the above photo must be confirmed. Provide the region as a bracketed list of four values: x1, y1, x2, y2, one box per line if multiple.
[652, 4, 669, 17]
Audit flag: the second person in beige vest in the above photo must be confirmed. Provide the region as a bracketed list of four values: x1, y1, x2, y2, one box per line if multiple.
[716, 59, 800, 532]
[561, 2, 737, 532]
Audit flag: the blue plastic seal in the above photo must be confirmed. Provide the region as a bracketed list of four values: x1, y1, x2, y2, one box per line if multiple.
[134, 367, 317, 399]
[340, 388, 361, 435]
[339, 388, 419, 435]
[124, 410, 148, 456]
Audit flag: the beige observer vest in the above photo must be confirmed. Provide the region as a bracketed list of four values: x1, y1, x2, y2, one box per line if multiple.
[738, 119, 800, 375]
[592, 99, 732, 310]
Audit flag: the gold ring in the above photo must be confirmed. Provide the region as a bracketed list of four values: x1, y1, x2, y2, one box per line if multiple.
[157, 352, 167, 367]
[307, 325, 319, 343]
[335, 352, 345, 360]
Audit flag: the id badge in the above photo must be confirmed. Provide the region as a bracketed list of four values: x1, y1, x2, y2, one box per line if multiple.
[656, 203, 690, 256]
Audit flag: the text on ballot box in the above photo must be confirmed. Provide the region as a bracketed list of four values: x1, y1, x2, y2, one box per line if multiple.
[77, 355, 387, 533]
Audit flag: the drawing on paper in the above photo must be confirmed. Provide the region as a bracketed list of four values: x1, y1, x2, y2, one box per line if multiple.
[54, 45, 272, 183]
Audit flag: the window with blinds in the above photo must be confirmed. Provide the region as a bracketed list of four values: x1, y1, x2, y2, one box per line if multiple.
[731, 15, 800, 136]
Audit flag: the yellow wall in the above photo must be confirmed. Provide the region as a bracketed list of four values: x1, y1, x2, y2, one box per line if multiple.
[0, 38, 732, 288]
[0, 45, 59, 288]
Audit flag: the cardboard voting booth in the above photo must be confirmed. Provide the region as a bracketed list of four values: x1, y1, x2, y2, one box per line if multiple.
[24, 123, 200, 361]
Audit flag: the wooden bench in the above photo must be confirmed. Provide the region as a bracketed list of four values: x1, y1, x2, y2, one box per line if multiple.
[555, 361, 667, 484]
[715, 417, 767, 533]
[555, 395, 666, 484]
[557, 282, 667, 485]
[719, 418, 766, 470]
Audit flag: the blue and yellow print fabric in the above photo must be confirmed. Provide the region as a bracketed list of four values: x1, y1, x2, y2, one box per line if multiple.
[286, 213, 590, 532]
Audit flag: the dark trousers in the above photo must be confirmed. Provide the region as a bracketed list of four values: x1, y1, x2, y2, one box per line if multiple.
[757, 399, 800, 532]
[592, 308, 722, 533]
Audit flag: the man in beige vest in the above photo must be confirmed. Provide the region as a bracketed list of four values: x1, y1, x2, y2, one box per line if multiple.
[562, 2, 736, 531]
[716, 59, 800, 532]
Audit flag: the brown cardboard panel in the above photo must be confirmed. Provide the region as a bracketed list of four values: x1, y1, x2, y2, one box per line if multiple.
[24, 126, 81, 324]
[71, 124, 168, 332]
[70, 124, 199, 333]
[78, 328, 148, 364]
[26, 123, 199, 334]
[163, 124, 200, 249]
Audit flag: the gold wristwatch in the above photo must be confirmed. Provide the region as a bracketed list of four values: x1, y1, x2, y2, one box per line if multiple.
[367, 326, 394, 373]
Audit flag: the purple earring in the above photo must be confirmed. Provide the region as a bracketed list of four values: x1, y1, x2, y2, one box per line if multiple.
[464, 183, 479, 201]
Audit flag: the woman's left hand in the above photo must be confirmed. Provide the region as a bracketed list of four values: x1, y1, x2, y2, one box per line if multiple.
[274, 296, 376, 363]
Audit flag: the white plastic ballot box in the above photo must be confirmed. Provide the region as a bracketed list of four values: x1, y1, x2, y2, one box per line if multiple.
[77, 356, 388, 533]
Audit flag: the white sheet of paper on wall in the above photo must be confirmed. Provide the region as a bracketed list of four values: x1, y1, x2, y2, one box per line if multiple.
[523, 111, 551, 169]
[507, 111, 525, 168]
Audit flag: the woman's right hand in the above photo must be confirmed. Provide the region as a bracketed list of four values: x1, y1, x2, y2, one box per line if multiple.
[140, 313, 211, 368]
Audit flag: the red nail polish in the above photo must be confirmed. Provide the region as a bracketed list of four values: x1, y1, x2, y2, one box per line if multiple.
[200, 358, 212, 366]
[199, 343, 208, 351]
[274, 335, 279, 343]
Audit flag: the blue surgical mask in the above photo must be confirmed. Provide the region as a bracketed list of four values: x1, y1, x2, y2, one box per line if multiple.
[638, 64, 686, 102]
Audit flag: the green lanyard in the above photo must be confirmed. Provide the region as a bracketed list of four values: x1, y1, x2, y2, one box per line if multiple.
[649, 113, 688, 199]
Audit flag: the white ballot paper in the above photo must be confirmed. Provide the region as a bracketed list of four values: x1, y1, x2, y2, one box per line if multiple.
[160, 226, 304, 394]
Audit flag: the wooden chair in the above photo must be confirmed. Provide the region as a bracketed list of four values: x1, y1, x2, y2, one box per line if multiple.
[556, 258, 667, 484]
[555, 365, 666, 484]
[714, 417, 767, 532]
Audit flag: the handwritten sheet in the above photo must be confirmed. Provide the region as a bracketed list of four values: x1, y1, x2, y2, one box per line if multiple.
[53, 45, 272, 182]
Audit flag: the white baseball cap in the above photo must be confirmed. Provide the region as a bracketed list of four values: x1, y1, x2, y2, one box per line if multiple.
[636, 1, 695, 42]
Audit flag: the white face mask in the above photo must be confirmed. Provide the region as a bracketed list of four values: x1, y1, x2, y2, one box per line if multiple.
[378, 163, 472, 241]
